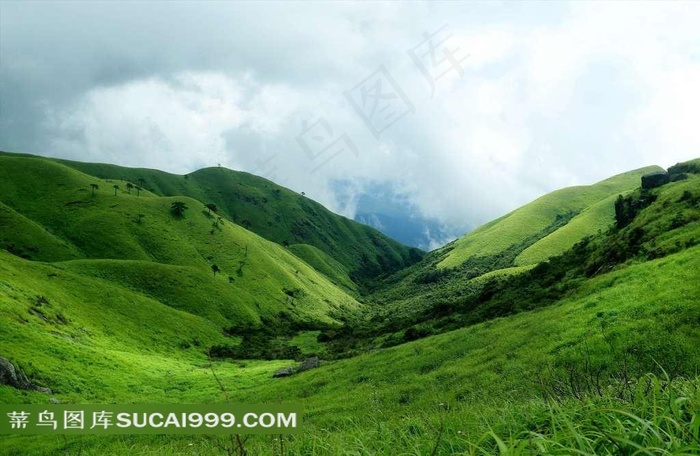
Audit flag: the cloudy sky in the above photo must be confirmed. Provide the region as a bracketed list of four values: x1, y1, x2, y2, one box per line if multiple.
[2, 1, 700, 248]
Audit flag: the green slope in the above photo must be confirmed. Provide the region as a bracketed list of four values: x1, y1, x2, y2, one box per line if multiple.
[0, 249, 227, 401]
[0, 154, 359, 328]
[234, 245, 700, 453]
[287, 244, 357, 295]
[363, 165, 664, 321]
[514, 192, 622, 265]
[1, 155, 699, 455]
[438, 165, 662, 269]
[355, 163, 700, 346]
[0, 201, 82, 261]
[57, 260, 260, 327]
[26, 153, 424, 286]
[2, 230, 699, 454]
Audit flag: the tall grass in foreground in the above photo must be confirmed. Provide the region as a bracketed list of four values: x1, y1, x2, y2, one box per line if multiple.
[469, 374, 700, 455]
[8, 376, 698, 455]
[74, 374, 694, 455]
[272, 374, 699, 455]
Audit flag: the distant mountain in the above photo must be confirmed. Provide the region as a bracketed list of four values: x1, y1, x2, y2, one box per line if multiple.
[354, 211, 457, 250]
[331, 179, 461, 250]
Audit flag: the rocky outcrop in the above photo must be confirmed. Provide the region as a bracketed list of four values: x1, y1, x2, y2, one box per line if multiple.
[0, 357, 52, 394]
[641, 171, 670, 189]
[272, 357, 322, 378]
[272, 367, 293, 378]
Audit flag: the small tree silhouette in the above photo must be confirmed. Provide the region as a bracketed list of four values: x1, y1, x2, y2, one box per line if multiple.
[126, 183, 133, 194]
[90, 183, 99, 197]
[170, 201, 188, 217]
[113, 185, 120, 196]
[211, 264, 221, 277]
[135, 186, 142, 196]
[205, 203, 218, 215]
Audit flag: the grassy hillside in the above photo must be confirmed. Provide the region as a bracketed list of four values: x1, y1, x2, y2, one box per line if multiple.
[1, 155, 698, 455]
[437, 165, 661, 269]
[0, 154, 360, 329]
[0, 250, 227, 402]
[2, 238, 699, 454]
[356, 165, 664, 325]
[287, 244, 357, 295]
[335, 165, 700, 352]
[27, 153, 424, 288]
[514, 192, 622, 266]
[0, 201, 82, 261]
[233, 245, 700, 454]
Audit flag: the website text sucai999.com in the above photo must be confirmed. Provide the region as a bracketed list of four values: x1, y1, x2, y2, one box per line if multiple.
[0, 405, 302, 435]
[115, 411, 297, 430]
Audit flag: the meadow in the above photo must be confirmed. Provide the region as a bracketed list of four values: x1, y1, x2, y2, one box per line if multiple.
[1, 153, 699, 454]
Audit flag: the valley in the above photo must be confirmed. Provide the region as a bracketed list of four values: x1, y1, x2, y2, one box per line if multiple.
[1, 152, 699, 454]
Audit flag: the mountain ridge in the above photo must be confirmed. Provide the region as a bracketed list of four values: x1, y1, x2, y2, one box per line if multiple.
[1, 152, 699, 455]
[32, 152, 425, 289]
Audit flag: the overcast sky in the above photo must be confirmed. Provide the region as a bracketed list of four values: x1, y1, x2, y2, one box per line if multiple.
[2, 1, 700, 246]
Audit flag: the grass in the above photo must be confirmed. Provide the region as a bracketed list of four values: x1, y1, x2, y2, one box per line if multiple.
[465, 264, 536, 284]
[0, 154, 360, 328]
[438, 165, 661, 269]
[36, 153, 425, 286]
[2, 242, 699, 453]
[3, 376, 696, 455]
[288, 331, 325, 356]
[514, 192, 623, 266]
[0, 201, 82, 262]
[287, 244, 357, 296]
[470, 375, 700, 455]
[1, 153, 699, 454]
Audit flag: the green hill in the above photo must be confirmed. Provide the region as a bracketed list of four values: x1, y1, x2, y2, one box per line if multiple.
[514, 192, 622, 265]
[1, 154, 699, 455]
[358, 165, 665, 325]
[0, 154, 360, 329]
[438, 165, 662, 269]
[32, 153, 424, 288]
[338, 163, 700, 348]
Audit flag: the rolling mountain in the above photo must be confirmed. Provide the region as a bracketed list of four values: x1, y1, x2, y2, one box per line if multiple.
[1, 153, 699, 455]
[43, 154, 425, 290]
[0, 153, 361, 330]
[360, 165, 667, 327]
[438, 165, 663, 269]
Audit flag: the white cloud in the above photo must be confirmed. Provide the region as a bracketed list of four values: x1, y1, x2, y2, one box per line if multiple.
[5, 1, 700, 241]
[45, 73, 248, 172]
